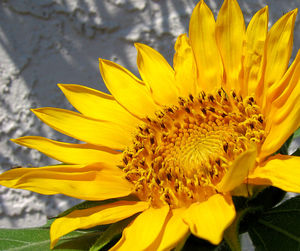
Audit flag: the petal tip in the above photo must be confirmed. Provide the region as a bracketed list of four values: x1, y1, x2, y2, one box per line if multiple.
[134, 42, 142, 49]
[10, 138, 17, 143]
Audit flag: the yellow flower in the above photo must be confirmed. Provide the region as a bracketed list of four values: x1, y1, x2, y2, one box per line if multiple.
[1, 0, 300, 250]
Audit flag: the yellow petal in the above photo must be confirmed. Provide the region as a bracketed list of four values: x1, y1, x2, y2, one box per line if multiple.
[264, 50, 300, 115]
[99, 59, 159, 118]
[32, 108, 131, 150]
[156, 208, 189, 251]
[11, 136, 121, 165]
[269, 53, 300, 112]
[217, 144, 257, 192]
[244, 6, 268, 96]
[183, 194, 235, 245]
[135, 43, 179, 105]
[248, 155, 300, 193]
[110, 205, 169, 251]
[257, 9, 298, 108]
[58, 84, 140, 127]
[50, 200, 149, 249]
[0, 163, 133, 200]
[173, 34, 197, 97]
[189, 0, 223, 92]
[263, 9, 297, 91]
[260, 59, 300, 159]
[216, 0, 245, 93]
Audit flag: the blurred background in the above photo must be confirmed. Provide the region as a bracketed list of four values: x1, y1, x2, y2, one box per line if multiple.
[0, 0, 299, 233]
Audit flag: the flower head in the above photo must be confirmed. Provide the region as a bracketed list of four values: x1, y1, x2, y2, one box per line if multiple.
[1, 0, 300, 250]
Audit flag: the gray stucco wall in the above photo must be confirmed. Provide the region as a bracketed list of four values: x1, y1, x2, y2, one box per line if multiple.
[0, 0, 299, 229]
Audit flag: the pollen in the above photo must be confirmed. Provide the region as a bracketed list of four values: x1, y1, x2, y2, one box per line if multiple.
[122, 89, 266, 208]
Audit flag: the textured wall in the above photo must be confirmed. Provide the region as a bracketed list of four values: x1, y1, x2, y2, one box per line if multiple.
[0, 0, 299, 228]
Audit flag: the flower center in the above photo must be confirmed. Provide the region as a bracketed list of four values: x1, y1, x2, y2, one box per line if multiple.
[122, 89, 265, 208]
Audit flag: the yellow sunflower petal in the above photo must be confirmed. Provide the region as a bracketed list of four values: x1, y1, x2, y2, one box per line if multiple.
[58, 84, 140, 126]
[156, 208, 189, 251]
[216, 0, 245, 93]
[260, 59, 300, 158]
[50, 200, 149, 249]
[257, 9, 297, 108]
[135, 43, 179, 105]
[217, 144, 257, 192]
[99, 59, 159, 118]
[189, 0, 223, 91]
[11, 136, 121, 165]
[32, 108, 131, 150]
[263, 9, 298, 92]
[173, 34, 197, 97]
[183, 194, 235, 245]
[244, 6, 268, 96]
[110, 205, 169, 251]
[266, 50, 300, 106]
[248, 155, 300, 193]
[0, 163, 133, 200]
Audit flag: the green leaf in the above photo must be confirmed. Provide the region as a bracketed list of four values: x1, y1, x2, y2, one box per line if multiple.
[89, 217, 133, 251]
[292, 148, 300, 156]
[293, 127, 300, 139]
[248, 196, 300, 251]
[223, 209, 251, 251]
[181, 235, 230, 251]
[55, 231, 101, 251]
[277, 133, 294, 155]
[247, 186, 286, 211]
[0, 227, 51, 251]
[174, 234, 190, 251]
[0, 220, 101, 251]
[229, 187, 285, 235]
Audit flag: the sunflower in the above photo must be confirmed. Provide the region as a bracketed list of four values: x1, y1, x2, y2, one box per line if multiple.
[1, 0, 299, 250]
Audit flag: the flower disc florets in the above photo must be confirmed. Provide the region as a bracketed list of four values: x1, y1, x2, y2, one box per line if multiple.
[123, 89, 265, 208]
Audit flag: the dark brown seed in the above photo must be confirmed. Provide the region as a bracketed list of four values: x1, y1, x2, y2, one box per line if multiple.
[167, 107, 173, 113]
[208, 95, 215, 102]
[223, 143, 228, 153]
[209, 107, 215, 113]
[175, 184, 179, 192]
[150, 136, 155, 144]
